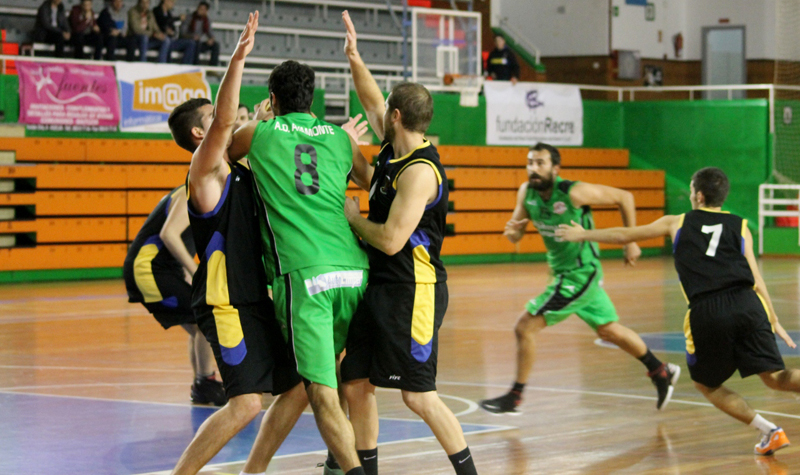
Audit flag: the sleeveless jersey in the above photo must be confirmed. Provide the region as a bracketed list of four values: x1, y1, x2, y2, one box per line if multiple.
[367, 139, 448, 284]
[523, 177, 600, 274]
[673, 209, 754, 305]
[124, 185, 195, 303]
[187, 161, 270, 309]
[247, 113, 369, 281]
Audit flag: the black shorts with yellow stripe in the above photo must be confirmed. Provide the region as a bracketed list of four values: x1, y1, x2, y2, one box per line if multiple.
[342, 282, 448, 393]
[684, 286, 784, 388]
[194, 300, 301, 398]
[127, 270, 195, 329]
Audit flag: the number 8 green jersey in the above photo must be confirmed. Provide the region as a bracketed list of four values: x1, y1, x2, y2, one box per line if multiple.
[248, 112, 369, 282]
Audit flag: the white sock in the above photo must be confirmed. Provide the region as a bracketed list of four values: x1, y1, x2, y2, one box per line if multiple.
[749, 414, 777, 435]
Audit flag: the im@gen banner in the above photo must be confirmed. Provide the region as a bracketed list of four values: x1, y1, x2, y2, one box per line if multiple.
[17, 61, 121, 131]
[116, 62, 211, 133]
[484, 81, 583, 146]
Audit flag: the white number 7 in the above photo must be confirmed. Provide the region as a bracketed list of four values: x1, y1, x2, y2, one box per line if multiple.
[701, 224, 723, 257]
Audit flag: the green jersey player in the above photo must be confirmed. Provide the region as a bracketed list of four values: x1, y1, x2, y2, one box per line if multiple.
[479, 143, 680, 414]
[227, 60, 370, 475]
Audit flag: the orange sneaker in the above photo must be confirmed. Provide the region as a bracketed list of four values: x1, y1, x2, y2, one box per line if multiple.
[754, 427, 790, 456]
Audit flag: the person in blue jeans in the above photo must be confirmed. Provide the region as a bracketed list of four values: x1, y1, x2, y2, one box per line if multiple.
[127, 0, 170, 62]
[153, 0, 196, 64]
[98, 0, 127, 60]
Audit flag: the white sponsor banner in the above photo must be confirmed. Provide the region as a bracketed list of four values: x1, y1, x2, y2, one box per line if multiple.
[116, 63, 211, 133]
[484, 81, 583, 146]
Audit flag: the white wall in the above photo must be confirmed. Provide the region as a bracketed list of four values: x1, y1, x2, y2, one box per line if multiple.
[492, 0, 609, 57]
[611, 0, 686, 59]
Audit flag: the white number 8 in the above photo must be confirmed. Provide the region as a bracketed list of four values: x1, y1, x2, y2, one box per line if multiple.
[701, 224, 723, 257]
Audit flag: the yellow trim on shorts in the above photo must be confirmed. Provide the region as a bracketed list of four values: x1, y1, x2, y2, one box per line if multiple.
[133, 243, 163, 303]
[683, 309, 694, 354]
[411, 283, 435, 346]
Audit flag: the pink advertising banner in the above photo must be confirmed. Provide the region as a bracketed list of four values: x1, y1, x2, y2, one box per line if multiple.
[17, 61, 121, 131]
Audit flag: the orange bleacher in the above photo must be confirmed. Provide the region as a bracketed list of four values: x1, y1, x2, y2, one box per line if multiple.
[0, 138, 665, 272]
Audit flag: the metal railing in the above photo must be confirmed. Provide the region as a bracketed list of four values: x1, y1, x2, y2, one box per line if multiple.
[497, 17, 541, 66]
[758, 184, 800, 255]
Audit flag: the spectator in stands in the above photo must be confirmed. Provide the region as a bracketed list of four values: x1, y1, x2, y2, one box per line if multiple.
[486, 34, 519, 85]
[33, 0, 71, 58]
[98, 0, 127, 60]
[181, 1, 219, 66]
[154, 0, 196, 64]
[69, 0, 103, 60]
[127, 0, 171, 63]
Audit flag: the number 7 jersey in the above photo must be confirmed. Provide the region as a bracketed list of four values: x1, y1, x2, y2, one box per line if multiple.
[673, 208, 754, 305]
[247, 113, 369, 281]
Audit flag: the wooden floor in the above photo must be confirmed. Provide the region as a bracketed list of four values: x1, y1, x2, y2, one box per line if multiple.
[2, 256, 800, 474]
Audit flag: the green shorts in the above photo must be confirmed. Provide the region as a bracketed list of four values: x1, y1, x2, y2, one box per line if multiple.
[525, 264, 618, 330]
[272, 265, 367, 389]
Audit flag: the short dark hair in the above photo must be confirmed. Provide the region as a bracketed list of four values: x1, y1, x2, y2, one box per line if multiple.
[198, 1, 210, 9]
[268, 60, 315, 115]
[168, 97, 211, 153]
[238, 103, 249, 112]
[691, 167, 729, 207]
[387, 82, 433, 133]
[530, 143, 561, 166]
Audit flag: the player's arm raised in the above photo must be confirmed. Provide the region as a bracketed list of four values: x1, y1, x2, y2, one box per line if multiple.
[342, 10, 386, 141]
[742, 226, 795, 348]
[504, 182, 531, 244]
[190, 12, 258, 212]
[557, 214, 681, 246]
[342, 114, 374, 191]
[159, 191, 198, 276]
[344, 164, 436, 255]
[569, 182, 641, 265]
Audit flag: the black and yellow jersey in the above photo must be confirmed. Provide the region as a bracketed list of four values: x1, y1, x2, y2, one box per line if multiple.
[673, 208, 754, 305]
[124, 185, 195, 305]
[366, 138, 448, 284]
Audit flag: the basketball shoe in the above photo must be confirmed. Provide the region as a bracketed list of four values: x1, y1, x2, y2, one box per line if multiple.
[650, 362, 680, 410]
[479, 390, 522, 414]
[755, 427, 790, 456]
[191, 375, 227, 406]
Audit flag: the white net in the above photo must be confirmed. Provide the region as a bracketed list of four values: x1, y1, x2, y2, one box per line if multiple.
[411, 8, 482, 91]
[774, 0, 800, 184]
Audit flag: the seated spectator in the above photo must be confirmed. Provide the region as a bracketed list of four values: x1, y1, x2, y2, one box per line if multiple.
[153, 0, 196, 64]
[33, 0, 70, 58]
[69, 0, 103, 60]
[98, 0, 127, 60]
[181, 1, 219, 66]
[486, 34, 519, 84]
[127, 0, 170, 63]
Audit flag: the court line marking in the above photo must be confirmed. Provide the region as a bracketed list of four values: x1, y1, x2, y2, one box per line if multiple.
[375, 387, 478, 417]
[0, 364, 191, 373]
[0, 294, 128, 305]
[437, 380, 800, 421]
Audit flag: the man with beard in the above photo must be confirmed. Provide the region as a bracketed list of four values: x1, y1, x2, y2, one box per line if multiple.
[479, 142, 680, 414]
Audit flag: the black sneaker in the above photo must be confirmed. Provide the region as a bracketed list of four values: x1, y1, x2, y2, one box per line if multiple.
[191, 376, 227, 406]
[479, 391, 522, 415]
[649, 363, 680, 410]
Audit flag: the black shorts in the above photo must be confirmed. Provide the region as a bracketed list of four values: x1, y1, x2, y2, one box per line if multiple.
[685, 287, 785, 388]
[342, 282, 448, 393]
[127, 270, 195, 329]
[194, 301, 301, 398]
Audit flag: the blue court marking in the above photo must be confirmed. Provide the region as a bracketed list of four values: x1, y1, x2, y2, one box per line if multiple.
[0, 392, 509, 475]
[597, 331, 800, 357]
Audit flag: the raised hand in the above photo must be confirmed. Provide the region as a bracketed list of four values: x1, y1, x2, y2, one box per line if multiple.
[342, 10, 358, 59]
[233, 11, 259, 61]
[555, 220, 585, 242]
[254, 98, 273, 121]
[342, 113, 370, 145]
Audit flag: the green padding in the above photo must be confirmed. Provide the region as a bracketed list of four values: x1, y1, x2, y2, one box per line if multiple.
[582, 100, 624, 148]
[762, 227, 800, 255]
[442, 247, 664, 265]
[490, 27, 546, 73]
[622, 100, 769, 239]
[0, 74, 19, 123]
[0, 267, 122, 284]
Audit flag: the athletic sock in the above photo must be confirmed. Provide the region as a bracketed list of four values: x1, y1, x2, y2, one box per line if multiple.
[325, 450, 341, 470]
[512, 382, 525, 395]
[750, 414, 778, 435]
[357, 448, 378, 475]
[448, 447, 478, 475]
[639, 349, 663, 374]
[345, 468, 366, 475]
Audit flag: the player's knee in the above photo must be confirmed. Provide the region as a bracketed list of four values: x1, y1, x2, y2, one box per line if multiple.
[401, 390, 434, 417]
[514, 315, 539, 340]
[306, 383, 338, 411]
[760, 370, 783, 390]
[228, 393, 263, 421]
[595, 323, 619, 342]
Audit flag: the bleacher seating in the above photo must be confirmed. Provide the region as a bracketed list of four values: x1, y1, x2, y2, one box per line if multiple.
[0, 138, 664, 270]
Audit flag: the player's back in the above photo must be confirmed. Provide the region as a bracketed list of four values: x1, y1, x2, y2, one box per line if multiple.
[673, 209, 754, 304]
[247, 113, 368, 280]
